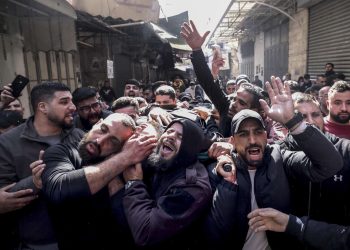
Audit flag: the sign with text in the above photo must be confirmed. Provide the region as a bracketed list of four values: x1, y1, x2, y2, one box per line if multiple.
[107, 60, 114, 79]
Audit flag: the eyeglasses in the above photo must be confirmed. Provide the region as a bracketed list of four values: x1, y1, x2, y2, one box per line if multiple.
[78, 102, 101, 113]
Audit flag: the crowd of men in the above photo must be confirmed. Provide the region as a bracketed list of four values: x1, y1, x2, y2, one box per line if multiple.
[0, 20, 349, 250]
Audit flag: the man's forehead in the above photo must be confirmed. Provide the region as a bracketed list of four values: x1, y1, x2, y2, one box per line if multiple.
[330, 91, 350, 100]
[296, 102, 320, 112]
[167, 122, 183, 132]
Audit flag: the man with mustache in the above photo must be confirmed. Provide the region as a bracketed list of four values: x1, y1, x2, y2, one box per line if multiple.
[202, 79, 342, 250]
[41, 113, 157, 249]
[0, 82, 82, 249]
[73, 87, 112, 132]
[120, 118, 212, 249]
[324, 81, 350, 139]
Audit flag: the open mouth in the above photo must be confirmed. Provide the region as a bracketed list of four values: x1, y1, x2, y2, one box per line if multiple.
[161, 140, 176, 158]
[128, 92, 135, 97]
[247, 147, 262, 161]
[247, 147, 261, 155]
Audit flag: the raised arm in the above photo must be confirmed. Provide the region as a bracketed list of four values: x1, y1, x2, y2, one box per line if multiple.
[261, 77, 342, 181]
[42, 134, 157, 203]
[180, 20, 229, 115]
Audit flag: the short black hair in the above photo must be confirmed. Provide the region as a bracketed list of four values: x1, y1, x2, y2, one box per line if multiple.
[239, 83, 264, 109]
[72, 87, 97, 106]
[111, 96, 139, 112]
[31, 82, 70, 112]
[326, 62, 334, 68]
[124, 79, 141, 88]
[304, 74, 310, 80]
[155, 85, 176, 100]
[151, 81, 168, 94]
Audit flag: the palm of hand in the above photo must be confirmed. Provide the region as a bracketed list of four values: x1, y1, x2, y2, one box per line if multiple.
[267, 94, 294, 123]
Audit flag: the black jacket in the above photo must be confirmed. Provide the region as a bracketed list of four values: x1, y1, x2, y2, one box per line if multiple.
[42, 136, 118, 250]
[191, 49, 232, 137]
[203, 125, 342, 249]
[279, 132, 350, 225]
[286, 214, 350, 250]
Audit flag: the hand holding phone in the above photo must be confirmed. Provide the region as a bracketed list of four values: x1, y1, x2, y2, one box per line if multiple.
[11, 75, 29, 98]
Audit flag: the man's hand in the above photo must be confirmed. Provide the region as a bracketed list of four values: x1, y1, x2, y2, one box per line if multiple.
[208, 142, 234, 159]
[248, 208, 289, 233]
[30, 150, 45, 189]
[123, 163, 143, 182]
[148, 107, 174, 127]
[0, 84, 15, 109]
[119, 133, 157, 166]
[193, 106, 211, 121]
[180, 20, 210, 50]
[0, 183, 37, 214]
[215, 154, 236, 184]
[259, 76, 295, 124]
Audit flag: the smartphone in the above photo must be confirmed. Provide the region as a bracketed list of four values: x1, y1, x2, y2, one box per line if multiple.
[11, 75, 29, 98]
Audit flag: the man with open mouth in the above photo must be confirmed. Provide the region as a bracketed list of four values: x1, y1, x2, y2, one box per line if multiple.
[120, 118, 212, 249]
[202, 77, 343, 250]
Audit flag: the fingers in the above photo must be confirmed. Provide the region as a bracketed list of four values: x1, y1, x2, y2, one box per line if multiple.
[270, 76, 280, 96]
[32, 164, 45, 176]
[11, 188, 34, 198]
[159, 114, 172, 126]
[0, 183, 16, 191]
[38, 150, 45, 160]
[11, 195, 37, 210]
[202, 31, 210, 41]
[30, 159, 44, 169]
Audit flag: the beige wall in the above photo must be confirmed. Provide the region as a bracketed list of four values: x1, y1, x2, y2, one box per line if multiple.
[71, 0, 160, 22]
[288, 8, 308, 80]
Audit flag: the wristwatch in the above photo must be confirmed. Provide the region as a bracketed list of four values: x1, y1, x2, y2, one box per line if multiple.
[125, 180, 137, 190]
[284, 112, 304, 130]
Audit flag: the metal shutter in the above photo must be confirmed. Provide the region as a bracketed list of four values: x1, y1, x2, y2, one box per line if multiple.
[308, 0, 350, 79]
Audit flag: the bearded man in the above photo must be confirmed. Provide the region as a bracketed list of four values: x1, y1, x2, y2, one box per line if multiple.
[120, 118, 212, 249]
[41, 113, 157, 249]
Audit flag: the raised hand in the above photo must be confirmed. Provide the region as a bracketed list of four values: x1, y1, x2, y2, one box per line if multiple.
[248, 208, 289, 233]
[0, 183, 37, 214]
[0, 84, 15, 109]
[259, 76, 295, 124]
[180, 20, 210, 50]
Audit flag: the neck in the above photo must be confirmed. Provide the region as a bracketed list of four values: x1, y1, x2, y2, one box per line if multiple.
[33, 114, 62, 137]
[248, 166, 256, 170]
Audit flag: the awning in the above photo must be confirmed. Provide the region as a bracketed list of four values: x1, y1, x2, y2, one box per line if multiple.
[32, 0, 76, 19]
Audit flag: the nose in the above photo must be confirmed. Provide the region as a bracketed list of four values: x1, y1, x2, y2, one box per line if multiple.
[305, 115, 313, 125]
[70, 103, 76, 111]
[95, 134, 108, 145]
[341, 102, 347, 111]
[248, 133, 256, 144]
